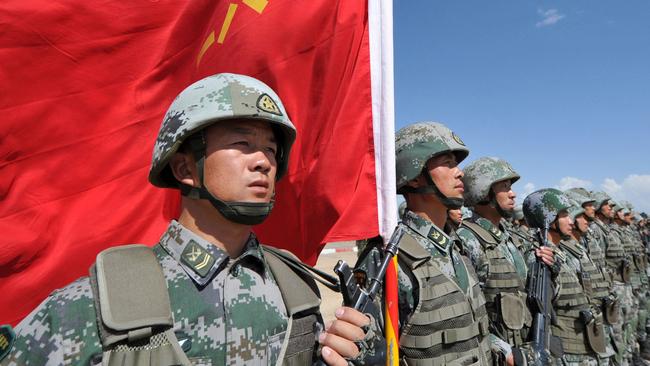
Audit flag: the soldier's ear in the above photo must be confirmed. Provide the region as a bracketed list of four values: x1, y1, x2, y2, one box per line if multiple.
[169, 152, 199, 187]
[407, 175, 425, 189]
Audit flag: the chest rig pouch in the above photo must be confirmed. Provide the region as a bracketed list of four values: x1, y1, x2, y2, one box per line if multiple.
[460, 221, 531, 345]
[89, 245, 191, 366]
[397, 232, 491, 366]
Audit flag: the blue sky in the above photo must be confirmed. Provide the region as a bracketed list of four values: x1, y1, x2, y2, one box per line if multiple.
[393, 1, 650, 213]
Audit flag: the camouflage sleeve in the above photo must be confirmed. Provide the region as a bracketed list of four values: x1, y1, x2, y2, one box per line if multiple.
[1, 278, 101, 366]
[456, 228, 489, 286]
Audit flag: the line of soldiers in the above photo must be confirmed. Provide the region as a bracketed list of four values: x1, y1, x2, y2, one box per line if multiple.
[2, 73, 649, 365]
[355, 121, 650, 365]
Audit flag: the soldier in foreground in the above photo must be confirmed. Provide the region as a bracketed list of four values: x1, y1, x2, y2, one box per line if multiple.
[1, 74, 380, 365]
[458, 157, 554, 364]
[523, 189, 606, 366]
[355, 122, 492, 365]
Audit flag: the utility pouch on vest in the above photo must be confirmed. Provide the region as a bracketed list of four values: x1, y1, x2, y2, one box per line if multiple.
[89, 244, 191, 366]
[499, 293, 526, 330]
[583, 311, 607, 355]
[578, 272, 594, 299]
[602, 297, 620, 325]
[620, 259, 631, 283]
[447, 354, 480, 366]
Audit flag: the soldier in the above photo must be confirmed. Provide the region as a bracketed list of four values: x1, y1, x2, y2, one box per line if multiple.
[0, 74, 380, 366]
[457, 157, 553, 364]
[523, 189, 607, 366]
[591, 191, 631, 364]
[564, 192, 617, 364]
[446, 207, 463, 231]
[355, 122, 492, 365]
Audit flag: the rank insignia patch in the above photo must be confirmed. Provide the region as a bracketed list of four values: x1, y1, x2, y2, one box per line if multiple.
[181, 240, 216, 278]
[0, 325, 15, 362]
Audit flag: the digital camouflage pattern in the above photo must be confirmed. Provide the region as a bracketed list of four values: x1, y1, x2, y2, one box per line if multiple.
[461, 157, 520, 207]
[565, 188, 595, 208]
[2, 221, 300, 365]
[149, 73, 297, 188]
[395, 122, 468, 192]
[522, 188, 572, 230]
[591, 191, 612, 211]
[354, 210, 495, 364]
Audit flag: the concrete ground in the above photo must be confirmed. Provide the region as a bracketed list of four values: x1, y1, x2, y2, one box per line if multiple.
[314, 241, 358, 324]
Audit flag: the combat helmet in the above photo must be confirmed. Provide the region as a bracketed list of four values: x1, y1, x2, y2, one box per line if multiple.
[148, 73, 297, 225]
[523, 188, 572, 230]
[590, 191, 612, 212]
[565, 188, 595, 208]
[395, 122, 469, 208]
[462, 157, 519, 218]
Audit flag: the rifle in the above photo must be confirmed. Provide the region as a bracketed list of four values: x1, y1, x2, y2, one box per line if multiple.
[316, 226, 404, 365]
[525, 225, 561, 364]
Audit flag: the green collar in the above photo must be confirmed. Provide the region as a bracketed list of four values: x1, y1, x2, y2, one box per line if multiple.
[403, 211, 453, 253]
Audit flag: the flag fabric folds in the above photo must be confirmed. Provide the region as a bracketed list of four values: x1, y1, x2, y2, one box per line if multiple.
[0, 0, 396, 329]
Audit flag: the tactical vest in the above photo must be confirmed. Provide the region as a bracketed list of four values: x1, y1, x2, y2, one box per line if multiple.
[613, 226, 642, 291]
[459, 221, 531, 347]
[583, 230, 608, 276]
[572, 238, 610, 302]
[397, 232, 491, 366]
[89, 244, 321, 366]
[553, 242, 602, 356]
[594, 220, 628, 283]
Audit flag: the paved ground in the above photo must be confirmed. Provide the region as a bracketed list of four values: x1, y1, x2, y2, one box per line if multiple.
[314, 241, 358, 324]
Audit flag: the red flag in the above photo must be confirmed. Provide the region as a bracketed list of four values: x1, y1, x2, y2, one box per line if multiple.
[0, 0, 396, 326]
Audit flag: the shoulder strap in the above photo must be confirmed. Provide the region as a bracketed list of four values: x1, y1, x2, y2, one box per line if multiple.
[397, 233, 431, 269]
[89, 244, 191, 366]
[461, 221, 499, 247]
[262, 246, 321, 316]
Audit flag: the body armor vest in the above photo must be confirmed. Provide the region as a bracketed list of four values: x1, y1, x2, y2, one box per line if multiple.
[575, 237, 610, 303]
[554, 241, 599, 356]
[397, 231, 492, 366]
[613, 225, 642, 291]
[594, 220, 628, 283]
[460, 221, 531, 347]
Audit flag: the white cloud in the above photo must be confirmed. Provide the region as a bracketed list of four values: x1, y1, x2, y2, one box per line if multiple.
[600, 175, 650, 213]
[555, 176, 593, 191]
[515, 182, 537, 205]
[536, 8, 566, 28]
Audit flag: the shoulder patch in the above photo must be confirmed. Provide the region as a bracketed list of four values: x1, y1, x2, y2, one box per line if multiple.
[257, 94, 283, 116]
[181, 240, 216, 277]
[0, 325, 15, 361]
[427, 226, 448, 247]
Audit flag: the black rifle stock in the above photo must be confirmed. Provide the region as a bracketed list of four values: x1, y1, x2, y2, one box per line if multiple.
[526, 226, 555, 365]
[316, 226, 404, 365]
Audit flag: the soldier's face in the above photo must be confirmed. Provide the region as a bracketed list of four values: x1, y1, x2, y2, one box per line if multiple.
[556, 211, 574, 236]
[575, 213, 589, 233]
[492, 180, 516, 211]
[424, 153, 464, 199]
[600, 201, 613, 217]
[582, 202, 595, 218]
[202, 120, 278, 203]
[616, 210, 625, 221]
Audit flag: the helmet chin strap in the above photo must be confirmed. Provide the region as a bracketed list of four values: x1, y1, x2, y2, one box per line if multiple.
[399, 170, 464, 209]
[180, 132, 274, 226]
[488, 193, 513, 219]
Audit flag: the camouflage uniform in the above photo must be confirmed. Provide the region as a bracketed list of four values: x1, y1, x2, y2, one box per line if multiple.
[456, 157, 534, 363]
[2, 221, 297, 365]
[591, 193, 631, 365]
[355, 122, 492, 365]
[356, 211, 493, 365]
[522, 189, 606, 366]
